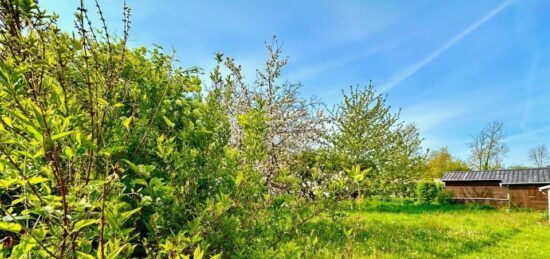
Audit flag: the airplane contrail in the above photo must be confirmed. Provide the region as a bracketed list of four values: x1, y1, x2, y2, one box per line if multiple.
[379, 0, 515, 92]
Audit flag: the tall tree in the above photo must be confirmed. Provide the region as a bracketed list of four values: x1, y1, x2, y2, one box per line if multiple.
[424, 147, 470, 178]
[329, 84, 424, 196]
[468, 121, 508, 170]
[528, 145, 549, 167]
[211, 38, 327, 191]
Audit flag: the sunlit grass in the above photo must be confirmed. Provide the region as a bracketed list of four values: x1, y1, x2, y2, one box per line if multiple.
[296, 200, 550, 258]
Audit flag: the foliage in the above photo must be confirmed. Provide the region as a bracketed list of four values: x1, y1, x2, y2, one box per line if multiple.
[0, 2, 329, 257]
[415, 180, 442, 205]
[328, 84, 424, 197]
[0, 1, 431, 258]
[435, 189, 454, 205]
[422, 147, 470, 178]
[343, 165, 370, 198]
[211, 41, 327, 193]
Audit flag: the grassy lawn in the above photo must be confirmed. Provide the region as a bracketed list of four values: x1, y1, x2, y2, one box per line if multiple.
[297, 201, 550, 258]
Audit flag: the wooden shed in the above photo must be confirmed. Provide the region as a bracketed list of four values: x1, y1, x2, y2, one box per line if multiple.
[441, 168, 550, 210]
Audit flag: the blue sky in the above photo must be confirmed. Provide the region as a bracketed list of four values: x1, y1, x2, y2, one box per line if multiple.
[42, 0, 550, 167]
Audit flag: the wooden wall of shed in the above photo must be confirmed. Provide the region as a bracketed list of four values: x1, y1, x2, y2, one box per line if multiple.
[509, 185, 548, 210]
[445, 183, 508, 199]
[444, 182, 549, 210]
[454, 199, 509, 207]
[445, 184, 509, 208]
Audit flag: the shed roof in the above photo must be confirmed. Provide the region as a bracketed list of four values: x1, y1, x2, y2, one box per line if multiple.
[441, 167, 550, 185]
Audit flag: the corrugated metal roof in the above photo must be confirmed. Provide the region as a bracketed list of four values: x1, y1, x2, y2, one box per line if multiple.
[441, 168, 550, 185]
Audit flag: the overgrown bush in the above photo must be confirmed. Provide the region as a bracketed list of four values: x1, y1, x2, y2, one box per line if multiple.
[0, 1, 428, 257]
[415, 180, 442, 205]
[436, 189, 454, 205]
[0, 2, 332, 257]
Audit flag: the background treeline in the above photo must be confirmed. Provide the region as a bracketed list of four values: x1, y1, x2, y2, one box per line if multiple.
[0, 1, 541, 258]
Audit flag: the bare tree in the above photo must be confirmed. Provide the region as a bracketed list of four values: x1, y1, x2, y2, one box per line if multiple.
[468, 121, 509, 170]
[528, 145, 549, 167]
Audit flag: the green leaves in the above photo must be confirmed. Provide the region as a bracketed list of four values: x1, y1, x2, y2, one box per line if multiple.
[123, 160, 155, 178]
[1, 115, 13, 127]
[0, 222, 22, 233]
[233, 171, 244, 187]
[28, 176, 48, 184]
[0, 179, 20, 188]
[415, 180, 443, 205]
[162, 115, 175, 128]
[9, 109, 33, 127]
[14, 0, 37, 15]
[345, 165, 370, 183]
[30, 102, 46, 129]
[51, 130, 76, 141]
[23, 124, 43, 142]
[97, 97, 109, 107]
[9, 235, 38, 258]
[122, 116, 133, 131]
[331, 84, 423, 197]
[0, 2, 357, 257]
[193, 246, 204, 259]
[76, 252, 96, 259]
[344, 228, 354, 239]
[120, 208, 141, 221]
[63, 146, 74, 159]
[73, 219, 98, 232]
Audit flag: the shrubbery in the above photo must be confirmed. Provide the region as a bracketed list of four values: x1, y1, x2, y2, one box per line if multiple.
[415, 180, 455, 205]
[415, 180, 442, 205]
[0, 1, 429, 257]
[436, 189, 454, 205]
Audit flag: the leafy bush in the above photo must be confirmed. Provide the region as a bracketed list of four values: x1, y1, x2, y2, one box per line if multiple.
[0, 1, 429, 257]
[436, 189, 454, 205]
[415, 180, 442, 205]
[0, 2, 328, 257]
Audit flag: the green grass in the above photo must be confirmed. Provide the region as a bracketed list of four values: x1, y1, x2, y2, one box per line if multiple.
[296, 200, 550, 258]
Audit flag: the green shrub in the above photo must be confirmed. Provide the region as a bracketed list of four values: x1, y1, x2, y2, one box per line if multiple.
[401, 197, 416, 204]
[415, 180, 442, 205]
[436, 189, 454, 205]
[369, 195, 393, 202]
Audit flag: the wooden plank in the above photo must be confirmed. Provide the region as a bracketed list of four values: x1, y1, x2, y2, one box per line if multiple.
[445, 186, 508, 199]
[508, 188, 549, 210]
[453, 197, 508, 201]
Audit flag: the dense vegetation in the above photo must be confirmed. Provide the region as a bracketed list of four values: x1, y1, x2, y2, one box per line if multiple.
[0, 2, 425, 257]
[0, 1, 547, 258]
